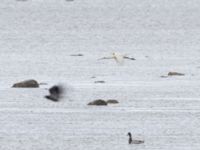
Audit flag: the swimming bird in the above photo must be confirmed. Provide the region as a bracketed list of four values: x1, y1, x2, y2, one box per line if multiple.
[127, 132, 144, 144]
[45, 85, 63, 102]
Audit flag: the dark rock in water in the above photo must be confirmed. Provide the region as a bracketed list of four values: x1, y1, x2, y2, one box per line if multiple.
[106, 99, 119, 104]
[39, 82, 48, 85]
[88, 99, 119, 105]
[94, 81, 105, 83]
[70, 53, 83, 56]
[88, 99, 107, 106]
[168, 72, 185, 76]
[160, 75, 168, 78]
[45, 85, 64, 102]
[12, 79, 39, 88]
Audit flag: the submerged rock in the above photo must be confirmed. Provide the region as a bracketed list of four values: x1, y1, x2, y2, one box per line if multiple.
[70, 53, 83, 56]
[106, 99, 119, 104]
[168, 72, 185, 76]
[88, 99, 107, 106]
[39, 82, 48, 85]
[88, 99, 119, 105]
[94, 81, 105, 83]
[12, 79, 39, 88]
[160, 75, 168, 78]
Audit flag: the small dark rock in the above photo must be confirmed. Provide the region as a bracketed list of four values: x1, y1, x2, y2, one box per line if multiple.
[106, 99, 119, 104]
[168, 72, 185, 76]
[160, 75, 168, 78]
[88, 99, 107, 106]
[94, 81, 105, 83]
[39, 82, 48, 85]
[70, 54, 83, 56]
[12, 79, 39, 88]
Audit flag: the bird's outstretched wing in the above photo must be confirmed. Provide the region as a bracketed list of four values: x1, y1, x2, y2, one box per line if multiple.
[45, 95, 59, 102]
[124, 56, 136, 60]
[98, 56, 114, 60]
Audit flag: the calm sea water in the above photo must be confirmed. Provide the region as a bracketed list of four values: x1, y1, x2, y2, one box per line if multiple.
[0, 0, 200, 149]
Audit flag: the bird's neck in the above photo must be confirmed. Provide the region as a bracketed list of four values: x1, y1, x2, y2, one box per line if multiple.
[129, 135, 132, 144]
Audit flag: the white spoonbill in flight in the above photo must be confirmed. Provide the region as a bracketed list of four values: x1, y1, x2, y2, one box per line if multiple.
[99, 52, 135, 64]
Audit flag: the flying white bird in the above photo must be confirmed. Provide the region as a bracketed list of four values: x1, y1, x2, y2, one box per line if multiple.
[99, 52, 135, 64]
[112, 52, 124, 63]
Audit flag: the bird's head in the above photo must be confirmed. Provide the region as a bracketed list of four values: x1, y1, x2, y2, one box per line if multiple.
[127, 132, 131, 136]
[112, 52, 117, 56]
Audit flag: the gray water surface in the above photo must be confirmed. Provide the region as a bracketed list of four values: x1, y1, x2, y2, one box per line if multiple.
[0, 0, 200, 149]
